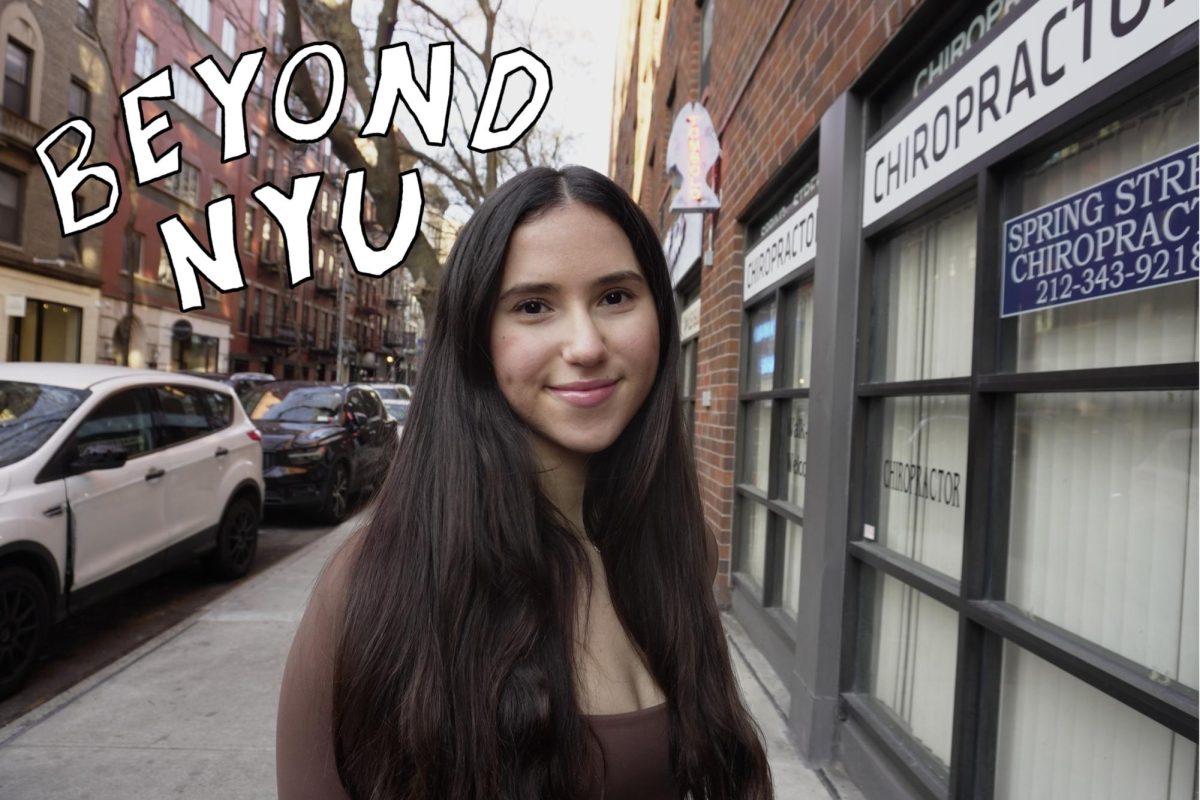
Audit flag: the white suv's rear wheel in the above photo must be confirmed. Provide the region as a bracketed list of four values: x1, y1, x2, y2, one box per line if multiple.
[0, 566, 50, 701]
[207, 496, 259, 581]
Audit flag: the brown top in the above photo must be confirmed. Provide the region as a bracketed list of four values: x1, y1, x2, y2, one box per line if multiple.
[277, 532, 715, 799]
[584, 702, 680, 800]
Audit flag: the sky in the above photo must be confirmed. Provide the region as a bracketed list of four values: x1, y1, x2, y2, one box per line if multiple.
[511, 1, 622, 175]
[349, 0, 622, 177]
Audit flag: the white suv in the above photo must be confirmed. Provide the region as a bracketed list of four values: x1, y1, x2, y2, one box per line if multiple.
[0, 364, 265, 698]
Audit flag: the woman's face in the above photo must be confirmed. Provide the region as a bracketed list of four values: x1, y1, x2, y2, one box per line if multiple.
[489, 201, 661, 470]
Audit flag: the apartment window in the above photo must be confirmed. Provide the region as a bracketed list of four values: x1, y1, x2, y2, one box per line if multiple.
[238, 289, 248, 332]
[221, 19, 237, 57]
[248, 132, 260, 177]
[172, 64, 206, 120]
[258, 0, 269, 34]
[0, 169, 22, 243]
[134, 33, 156, 78]
[211, 179, 228, 203]
[158, 245, 175, 285]
[163, 161, 200, 205]
[178, 0, 210, 32]
[68, 79, 90, 119]
[243, 207, 256, 251]
[76, 0, 95, 36]
[123, 230, 142, 275]
[265, 146, 276, 183]
[4, 39, 32, 117]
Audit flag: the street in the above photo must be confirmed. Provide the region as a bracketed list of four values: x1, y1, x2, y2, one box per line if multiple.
[0, 512, 339, 730]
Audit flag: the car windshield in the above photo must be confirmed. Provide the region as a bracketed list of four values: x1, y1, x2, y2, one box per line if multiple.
[373, 386, 402, 399]
[0, 381, 89, 468]
[383, 399, 410, 422]
[244, 387, 343, 423]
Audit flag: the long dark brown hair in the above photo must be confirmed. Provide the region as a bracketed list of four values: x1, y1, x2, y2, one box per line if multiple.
[333, 166, 772, 799]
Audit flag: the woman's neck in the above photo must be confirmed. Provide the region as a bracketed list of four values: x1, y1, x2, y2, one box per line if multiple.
[532, 440, 588, 535]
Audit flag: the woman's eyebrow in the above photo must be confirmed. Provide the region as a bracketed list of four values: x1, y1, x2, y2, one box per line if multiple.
[497, 271, 646, 304]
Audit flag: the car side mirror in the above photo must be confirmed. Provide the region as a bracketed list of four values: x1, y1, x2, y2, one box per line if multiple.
[70, 442, 128, 474]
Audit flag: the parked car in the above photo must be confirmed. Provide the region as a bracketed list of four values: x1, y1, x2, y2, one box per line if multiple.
[191, 371, 277, 406]
[369, 383, 413, 400]
[0, 364, 265, 699]
[241, 382, 397, 522]
[382, 398, 410, 441]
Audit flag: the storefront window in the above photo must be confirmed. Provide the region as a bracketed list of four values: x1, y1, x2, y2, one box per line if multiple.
[1007, 390, 1198, 688]
[789, 282, 814, 386]
[860, 569, 958, 769]
[737, 497, 768, 596]
[995, 643, 1198, 800]
[867, 394, 968, 579]
[740, 400, 771, 490]
[1012, 86, 1199, 373]
[171, 334, 219, 372]
[870, 199, 976, 382]
[7, 300, 82, 362]
[782, 520, 802, 619]
[746, 302, 776, 391]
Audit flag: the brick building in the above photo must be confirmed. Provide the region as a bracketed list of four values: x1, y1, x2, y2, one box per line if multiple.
[1, 0, 438, 381]
[613, 0, 1198, 796]
[0, 0, 115, 363]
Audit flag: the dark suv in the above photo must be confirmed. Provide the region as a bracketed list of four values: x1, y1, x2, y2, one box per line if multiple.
[241, 382, 397, 522]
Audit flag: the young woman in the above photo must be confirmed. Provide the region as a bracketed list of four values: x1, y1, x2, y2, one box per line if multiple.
[276, 166, 773, 800]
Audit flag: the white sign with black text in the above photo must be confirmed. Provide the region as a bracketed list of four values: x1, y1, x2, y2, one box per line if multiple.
[680, 297, 701, 341]
[743, 195, 818, 300]
[863, 0, 1198, 228]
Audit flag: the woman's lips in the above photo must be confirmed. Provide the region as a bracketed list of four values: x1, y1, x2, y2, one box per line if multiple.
[548, 380, 618, 408]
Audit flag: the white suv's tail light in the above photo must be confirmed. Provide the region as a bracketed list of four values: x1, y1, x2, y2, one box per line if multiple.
[246, 429, 262, 442]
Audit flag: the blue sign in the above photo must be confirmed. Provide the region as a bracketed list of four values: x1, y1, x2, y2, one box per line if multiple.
[1002, 145, 1199, 318]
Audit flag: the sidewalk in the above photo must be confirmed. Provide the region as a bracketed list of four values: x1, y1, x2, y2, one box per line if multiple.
[0, 519, 842, 799]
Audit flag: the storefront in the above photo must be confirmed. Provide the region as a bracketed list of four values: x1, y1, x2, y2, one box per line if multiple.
[1, 266, 100, 363]
[721, 1, 1198, 796]
[696, 1, 1200, 796]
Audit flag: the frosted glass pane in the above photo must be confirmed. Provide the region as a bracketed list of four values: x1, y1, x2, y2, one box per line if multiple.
[864, 570, 959, 767]
[789, 282, 814, 388]
[782, 520, 802, 619]
[740, 400, 771, 490]
[737, 499, 768, 596]
[1007, 391, 1199, 689]
[871, 395, 968, 579]
[871, 200, 977, 382]
[784, 398, 808, 508]
[996, 643, 1198, 800]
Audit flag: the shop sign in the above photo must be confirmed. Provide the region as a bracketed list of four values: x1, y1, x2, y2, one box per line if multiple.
[5, 295, 26, 317]
[663, 213, 703, 288]
[863, 0, 1198, 228]
[1002, 144, 1199, 318]
[667, 102, 721, 212]
[907, 0, 1026, 103]
[882, 458, 963, 508]
[744, 194, 818, 300]
[680, 297, 701, 341]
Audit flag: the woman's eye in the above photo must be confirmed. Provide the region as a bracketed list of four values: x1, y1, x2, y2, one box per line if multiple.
[516, 300, 546, 315]
[602, 290, 630, 306]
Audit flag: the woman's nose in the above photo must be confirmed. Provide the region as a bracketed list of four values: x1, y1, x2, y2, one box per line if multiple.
[561, 310, 607, 366]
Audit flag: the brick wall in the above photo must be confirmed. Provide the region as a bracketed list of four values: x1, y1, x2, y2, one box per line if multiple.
[612, 0, 925, 604]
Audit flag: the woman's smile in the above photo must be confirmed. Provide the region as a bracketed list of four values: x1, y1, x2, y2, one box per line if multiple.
[547, 378, 620, 408]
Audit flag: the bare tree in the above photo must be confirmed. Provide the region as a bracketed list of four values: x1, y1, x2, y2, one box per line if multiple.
[279, 0, 571, 319]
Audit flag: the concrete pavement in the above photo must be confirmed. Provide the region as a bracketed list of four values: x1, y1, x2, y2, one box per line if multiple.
[0, 517, 851, 799]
